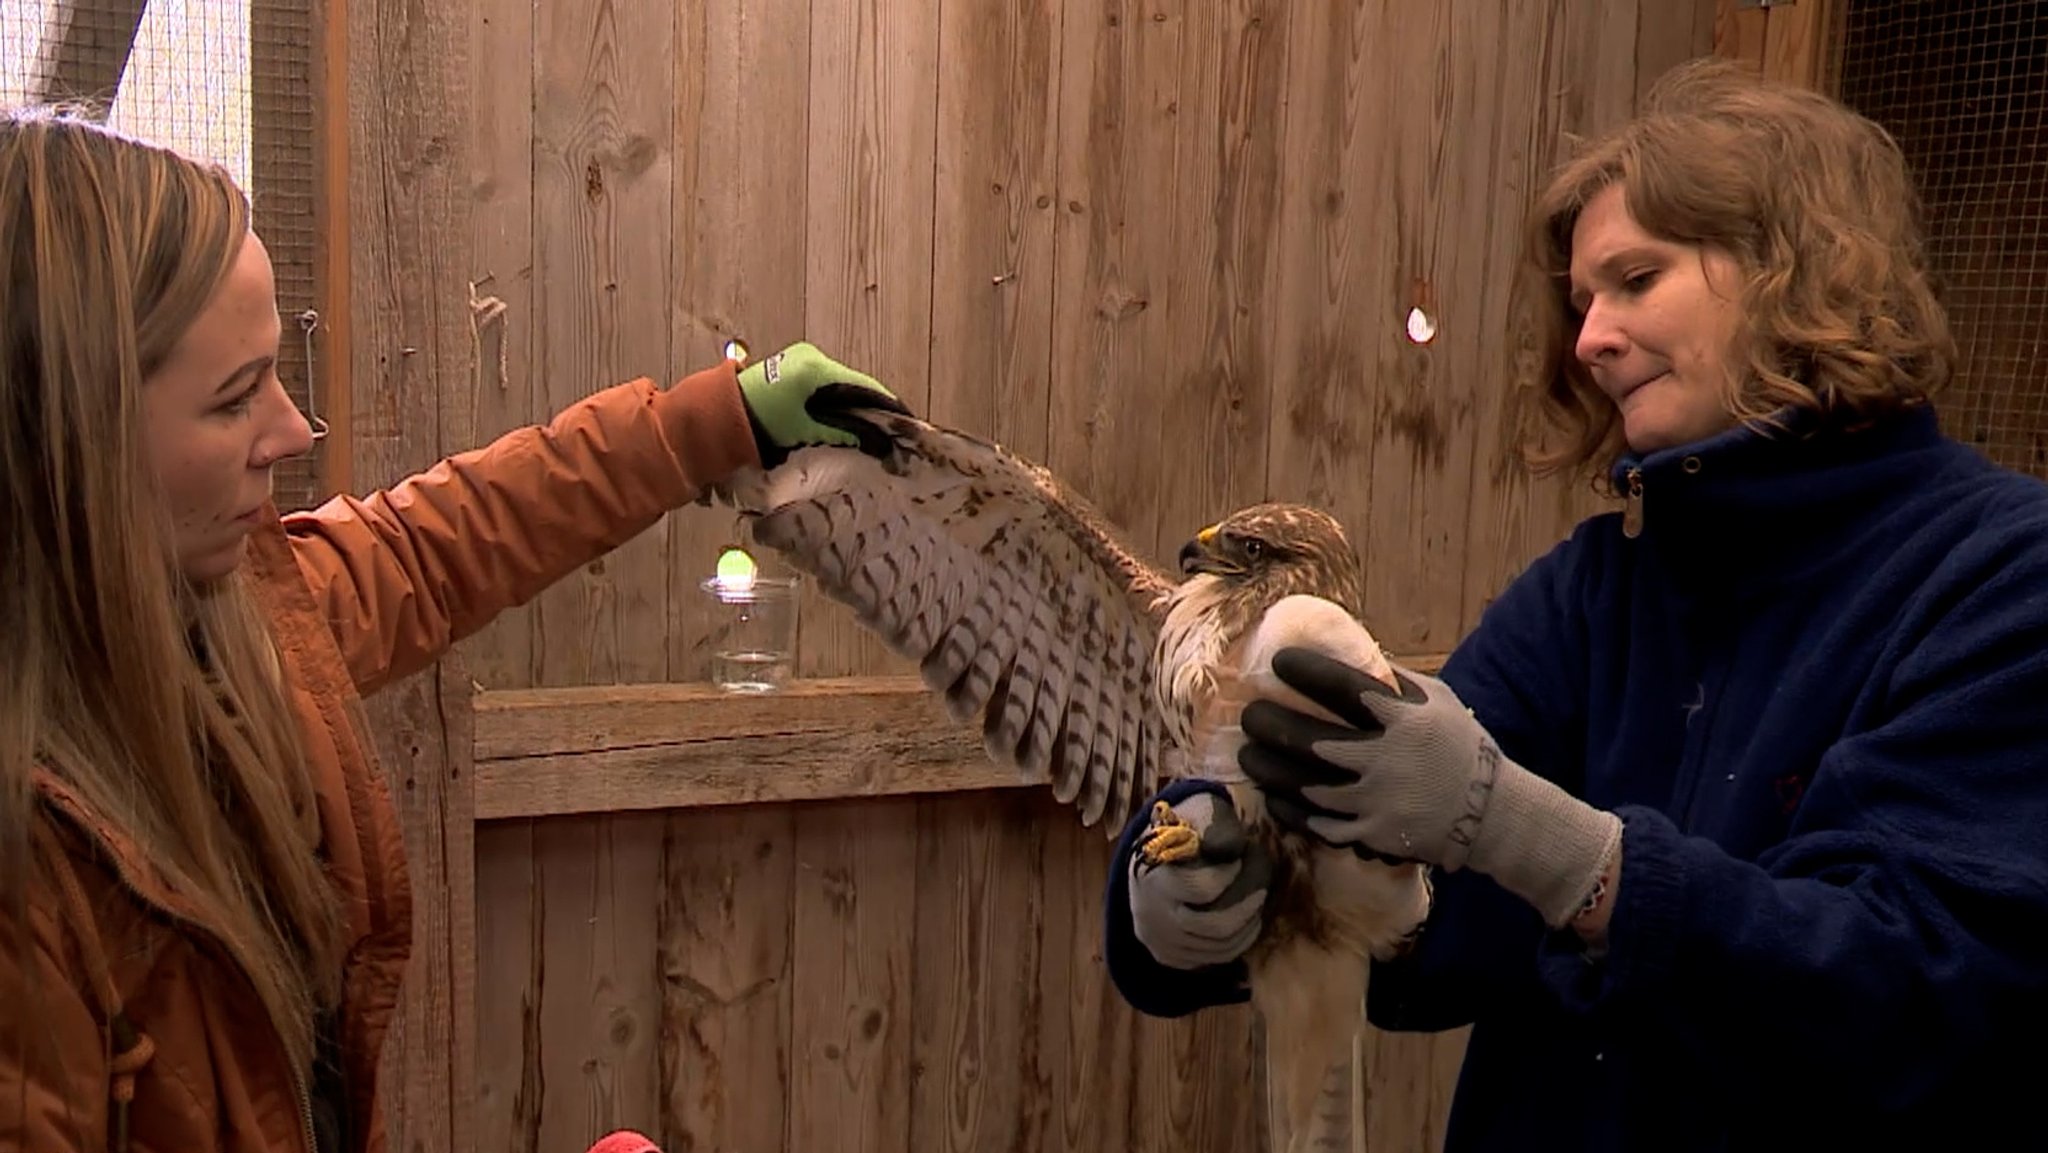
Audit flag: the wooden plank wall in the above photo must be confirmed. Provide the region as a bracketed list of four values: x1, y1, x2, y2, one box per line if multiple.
[344, 2, 1725, 1152]
[339, 1, 480, 1152]
[1713, 0, 1838, 89]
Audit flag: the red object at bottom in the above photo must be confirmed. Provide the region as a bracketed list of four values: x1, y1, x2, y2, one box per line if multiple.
[584, 1131, 659, 1153]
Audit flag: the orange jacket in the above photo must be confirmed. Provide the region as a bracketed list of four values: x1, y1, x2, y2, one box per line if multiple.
[4, 364, 758, 1153]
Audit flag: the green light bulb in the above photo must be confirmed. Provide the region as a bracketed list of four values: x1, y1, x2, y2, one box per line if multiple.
[715, 547, 758, 590]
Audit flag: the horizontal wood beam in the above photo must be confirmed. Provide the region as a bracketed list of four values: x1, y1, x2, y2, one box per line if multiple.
[472, 676, 1008, 819]
[472, 655, 1450, 820]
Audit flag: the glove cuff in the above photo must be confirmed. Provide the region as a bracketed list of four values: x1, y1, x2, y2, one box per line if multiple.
[1466, 753, 1623, 928]
[740, 395, 786, 468]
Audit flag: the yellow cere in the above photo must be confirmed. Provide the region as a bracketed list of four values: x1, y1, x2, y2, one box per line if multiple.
[714, 547, 758, 593]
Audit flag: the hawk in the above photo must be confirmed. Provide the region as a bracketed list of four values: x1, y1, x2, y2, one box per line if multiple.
[707, 394, 1433, 1153]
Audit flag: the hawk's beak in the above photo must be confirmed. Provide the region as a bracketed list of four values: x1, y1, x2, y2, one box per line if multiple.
[1178, 524, 1230, 576]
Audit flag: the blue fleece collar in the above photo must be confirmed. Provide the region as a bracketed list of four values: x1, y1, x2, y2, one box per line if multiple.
[1601, 403, 1949, 590]
[1605, 402, 1943, 495]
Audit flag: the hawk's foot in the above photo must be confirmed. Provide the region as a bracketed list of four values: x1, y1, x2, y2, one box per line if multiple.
[1138, 799, 1201, 866]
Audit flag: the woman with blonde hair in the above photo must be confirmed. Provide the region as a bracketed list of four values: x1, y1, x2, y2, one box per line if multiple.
[1109, 57, 2048, 1149]
[0, 107, 901, 1153]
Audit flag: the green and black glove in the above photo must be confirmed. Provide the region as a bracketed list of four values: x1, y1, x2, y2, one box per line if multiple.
[735, 341, 910, 467]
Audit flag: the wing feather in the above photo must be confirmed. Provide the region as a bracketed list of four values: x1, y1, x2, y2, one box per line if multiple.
[1109, 624, 1154, 827]
[715, 409, 1185, 835]
[1048, 569, 1107, 808]
[1022, 569, 1085, 784]
[1074, 600, 1126, 826]
[979, 537, 1051, 764]
[936, 550, 1021, 721]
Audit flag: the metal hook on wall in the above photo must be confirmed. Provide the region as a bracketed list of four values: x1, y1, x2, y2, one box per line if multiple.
[298, 308, 330, 441]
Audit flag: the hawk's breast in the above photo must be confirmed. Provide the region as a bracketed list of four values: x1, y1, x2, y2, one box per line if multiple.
[1152, 574, 1261, 782]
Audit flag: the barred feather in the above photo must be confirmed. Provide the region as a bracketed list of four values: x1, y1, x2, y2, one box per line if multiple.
[709, 403, 1432, 1153]
[717, 411, 1184, 835]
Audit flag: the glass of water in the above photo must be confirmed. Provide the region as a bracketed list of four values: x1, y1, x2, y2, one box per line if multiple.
[699, 574, 801, 692]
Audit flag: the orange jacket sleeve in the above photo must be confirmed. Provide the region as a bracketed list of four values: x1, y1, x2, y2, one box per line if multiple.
[0, 882, 112, 1151]
[280, 362, 760, 695]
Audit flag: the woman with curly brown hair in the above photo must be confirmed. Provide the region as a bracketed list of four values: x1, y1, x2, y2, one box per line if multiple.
[0, 107, 900, 1153]
[1108, 57, 2048, 1150]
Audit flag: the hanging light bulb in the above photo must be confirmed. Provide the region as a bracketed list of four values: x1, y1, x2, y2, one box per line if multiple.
[713, 546, 758, 596]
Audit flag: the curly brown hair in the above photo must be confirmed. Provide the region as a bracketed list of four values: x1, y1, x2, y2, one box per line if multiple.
[1508, 57, 1956, 479]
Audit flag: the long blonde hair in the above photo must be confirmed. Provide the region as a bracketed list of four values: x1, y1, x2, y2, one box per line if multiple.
[0, 108, 343, 1077]
[1509, 57, 1956, 479]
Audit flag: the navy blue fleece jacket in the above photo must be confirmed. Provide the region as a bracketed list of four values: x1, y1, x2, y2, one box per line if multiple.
[1103, 404, 2048, 1150]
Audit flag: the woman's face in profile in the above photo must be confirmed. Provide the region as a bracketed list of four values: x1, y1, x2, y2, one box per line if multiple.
[141, 230, 316, 583]
[1568, 184, 1746, 455]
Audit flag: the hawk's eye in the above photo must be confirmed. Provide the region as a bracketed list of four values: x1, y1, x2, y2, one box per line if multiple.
[1243, 537, 1265, 559]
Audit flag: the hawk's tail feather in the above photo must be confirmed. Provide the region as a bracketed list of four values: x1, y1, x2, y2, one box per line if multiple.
[1299, 1049, 1358, 1153]
[1251, 938, 1368, 1153]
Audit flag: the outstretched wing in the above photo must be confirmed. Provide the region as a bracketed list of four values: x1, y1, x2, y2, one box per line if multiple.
[707, 406, 1183, 835]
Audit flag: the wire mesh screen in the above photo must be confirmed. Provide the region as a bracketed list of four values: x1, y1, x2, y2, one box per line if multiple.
[1, 0, 328, 510]
[1829, 2, 2048, 478]
[249, 0, 323, 512]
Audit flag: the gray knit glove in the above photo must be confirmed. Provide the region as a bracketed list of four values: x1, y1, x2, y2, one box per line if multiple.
[1238, 649, 1621, 928]
[1128, 792, 1274, 969]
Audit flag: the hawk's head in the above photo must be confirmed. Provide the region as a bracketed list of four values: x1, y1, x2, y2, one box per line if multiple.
[1175, 502, 1364, 616]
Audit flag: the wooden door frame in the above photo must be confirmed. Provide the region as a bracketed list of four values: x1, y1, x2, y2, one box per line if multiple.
[1715, 0, 1840, 90]
[312, 0, 354, 498]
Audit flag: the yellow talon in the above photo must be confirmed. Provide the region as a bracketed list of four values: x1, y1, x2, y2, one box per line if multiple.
[1138, 799, 1202, 866]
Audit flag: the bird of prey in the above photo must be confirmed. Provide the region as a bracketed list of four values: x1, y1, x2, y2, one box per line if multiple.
[706, 393, 1434, 1153]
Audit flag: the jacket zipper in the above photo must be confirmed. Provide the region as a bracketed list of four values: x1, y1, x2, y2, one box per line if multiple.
[1622, 466, 1645, 538]
[292, 1062, 317, 1153]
